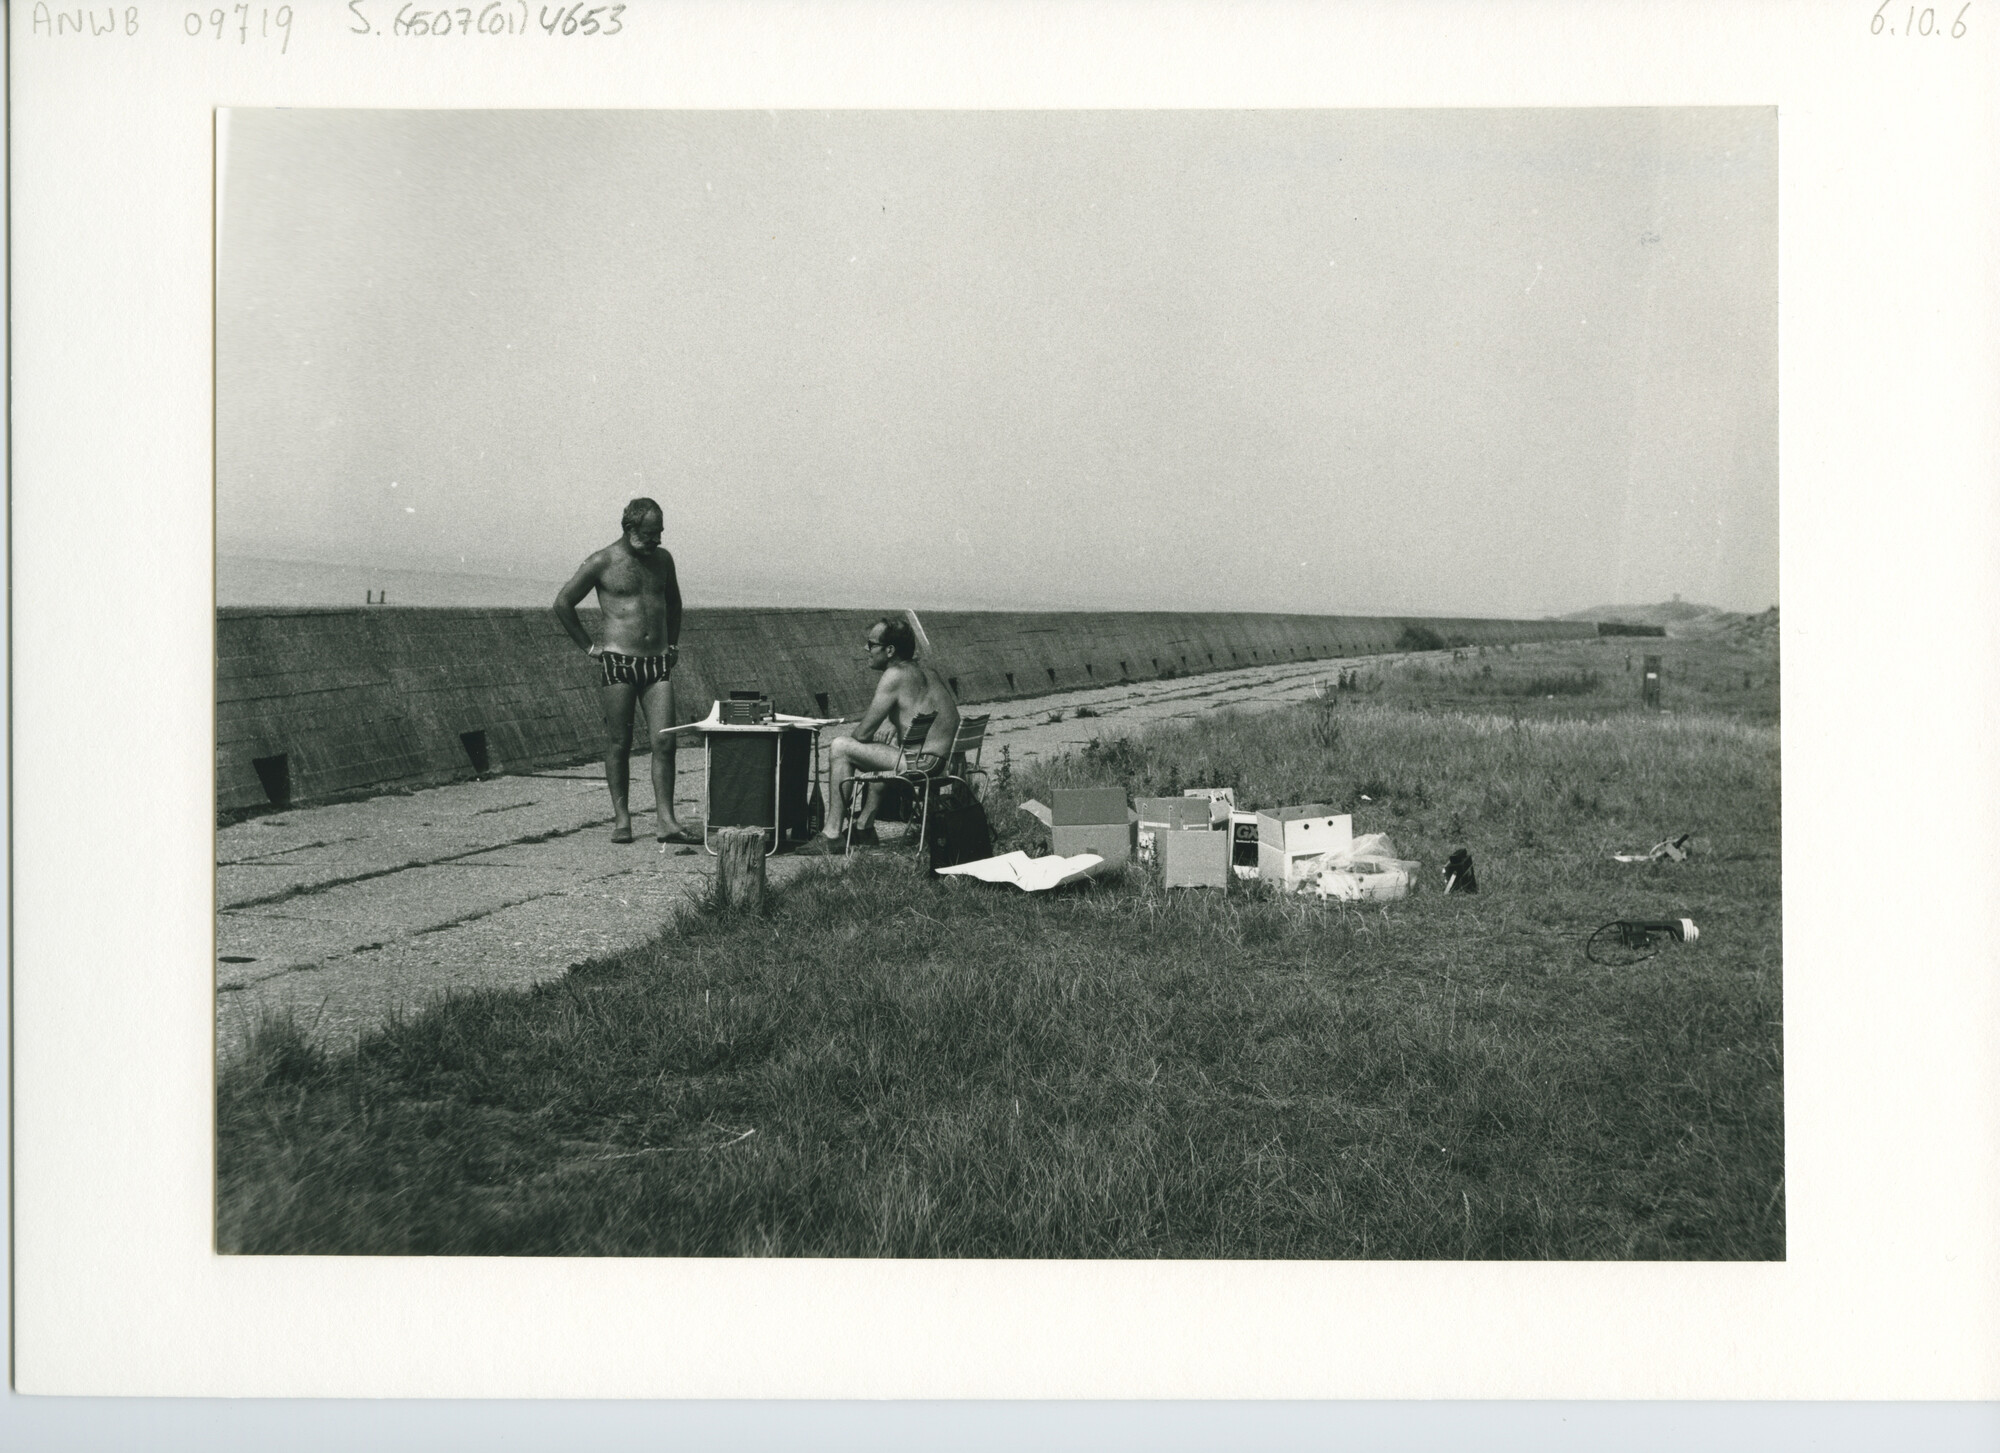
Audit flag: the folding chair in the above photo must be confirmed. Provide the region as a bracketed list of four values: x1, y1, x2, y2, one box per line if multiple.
[841, 712, 933, 851]
[908, 713, 993, 856]
[843, 713, 991, 855]
[941, 713, 991, 801]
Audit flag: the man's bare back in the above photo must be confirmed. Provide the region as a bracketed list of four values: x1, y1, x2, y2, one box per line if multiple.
[870, 658, 960, 762]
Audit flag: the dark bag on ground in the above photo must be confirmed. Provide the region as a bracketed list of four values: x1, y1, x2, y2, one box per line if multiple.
[927, 789, 993, 872]
[872, 777, 914, 823]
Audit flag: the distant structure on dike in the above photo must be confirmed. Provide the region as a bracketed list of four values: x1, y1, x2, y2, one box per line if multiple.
[216, 606, 1597, 814]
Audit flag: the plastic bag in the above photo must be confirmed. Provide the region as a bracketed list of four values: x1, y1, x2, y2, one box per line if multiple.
[1313, 832, 1420, 901]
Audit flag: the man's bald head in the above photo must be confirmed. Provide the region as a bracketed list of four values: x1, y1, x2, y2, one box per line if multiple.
[621, 497, 663, 534]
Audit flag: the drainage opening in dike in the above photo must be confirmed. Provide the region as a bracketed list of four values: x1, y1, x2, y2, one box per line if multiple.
[460, 729, 491, 774]
[251, 753, 290, 810]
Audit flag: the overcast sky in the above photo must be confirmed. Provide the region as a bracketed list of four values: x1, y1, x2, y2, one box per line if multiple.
[218, 108, 1775, 615]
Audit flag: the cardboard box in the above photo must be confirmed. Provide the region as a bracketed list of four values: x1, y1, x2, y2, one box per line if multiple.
[1138, 797, 1213, 830]
[1256, 806, 1352, 891]
[1229, 809, 1261, 879]
[1159, 826, 1231, 888]
[1135, 796, 1216, 860]
[1050, 787, 1137, 866]
[1182, 787, 1237, 827]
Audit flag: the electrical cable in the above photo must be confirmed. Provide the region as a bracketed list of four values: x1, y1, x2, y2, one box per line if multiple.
[1586, 921, 1659, 966]
[1586, 917, 1699, 967]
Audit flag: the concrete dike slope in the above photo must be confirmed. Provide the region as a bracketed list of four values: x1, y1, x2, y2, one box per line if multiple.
[216, 606, 1597, 814]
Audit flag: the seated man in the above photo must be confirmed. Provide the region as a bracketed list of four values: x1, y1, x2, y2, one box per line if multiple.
[803, 615, 961, 855]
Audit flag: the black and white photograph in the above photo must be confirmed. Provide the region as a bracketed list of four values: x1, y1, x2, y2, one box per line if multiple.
[14, 0, 2000, 1426]
[213, 106, 1781, 1260]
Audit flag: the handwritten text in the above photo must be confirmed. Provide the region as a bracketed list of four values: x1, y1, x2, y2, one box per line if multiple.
[31, 5, 140, 36]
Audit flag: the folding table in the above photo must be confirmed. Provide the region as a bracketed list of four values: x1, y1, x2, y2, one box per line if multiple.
[666, 702, 842, 855]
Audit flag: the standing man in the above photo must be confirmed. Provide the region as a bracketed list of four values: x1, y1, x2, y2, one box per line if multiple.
[804, 615, 961, 855]
[553, 498, 692, 844]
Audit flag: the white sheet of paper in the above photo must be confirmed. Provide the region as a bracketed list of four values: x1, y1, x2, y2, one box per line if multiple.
[936, 851, 1105, 891]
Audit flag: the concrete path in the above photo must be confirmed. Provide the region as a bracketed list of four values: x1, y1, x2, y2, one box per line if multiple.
[215, 650, 1395, 1059]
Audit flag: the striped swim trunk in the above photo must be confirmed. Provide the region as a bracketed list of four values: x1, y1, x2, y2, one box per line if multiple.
[600, 650, 674, 689]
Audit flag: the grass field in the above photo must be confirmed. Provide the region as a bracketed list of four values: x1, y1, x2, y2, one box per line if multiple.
[218, 632, 1782, 1258]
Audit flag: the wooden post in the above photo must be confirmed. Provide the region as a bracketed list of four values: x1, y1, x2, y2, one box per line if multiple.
[1641, 654, 1662, 709]
[714, 827, 767, 911]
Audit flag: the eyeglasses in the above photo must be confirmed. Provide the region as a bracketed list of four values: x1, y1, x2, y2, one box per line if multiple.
[864, 639, 885, 650]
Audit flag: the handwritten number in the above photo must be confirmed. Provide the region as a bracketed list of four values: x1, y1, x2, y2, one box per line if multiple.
[1871, 0, 1968, 38]
[315, 0, 624, 38]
